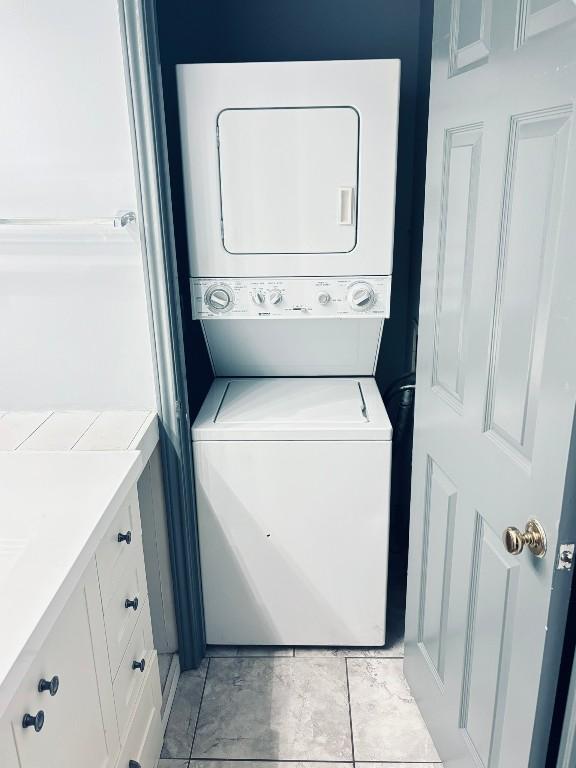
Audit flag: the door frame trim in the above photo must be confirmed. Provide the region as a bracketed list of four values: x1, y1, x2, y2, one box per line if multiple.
[116, 0, 205, 669]
[557, 660, 576, 767]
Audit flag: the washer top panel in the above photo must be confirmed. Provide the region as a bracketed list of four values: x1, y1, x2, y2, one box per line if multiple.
[217, 379, 365, 424]
[192, 377, 392, 441]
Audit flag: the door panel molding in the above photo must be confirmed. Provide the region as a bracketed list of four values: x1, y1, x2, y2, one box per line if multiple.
[418, 457, 458, 687]
[449, 0, 493, 76]
[459, 513, 519, 767]
[516, 0, 576, 48]
[432, 124, 482, 413]
[484, 106, 572, 462]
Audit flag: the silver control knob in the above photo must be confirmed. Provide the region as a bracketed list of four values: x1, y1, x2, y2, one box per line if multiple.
[347, 281, 375, 312]
[252, 291, 265, 306]
[317, 291, 331, 306]
[268, 289, 283, 306]
[205, 285, 234, 313]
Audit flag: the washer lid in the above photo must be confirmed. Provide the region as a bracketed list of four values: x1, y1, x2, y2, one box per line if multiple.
[193, 378, 392, 441]
[217, 379, 366, 424]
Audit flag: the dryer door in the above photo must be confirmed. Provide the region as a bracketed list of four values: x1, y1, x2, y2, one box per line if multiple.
[218, 107, 359, 255]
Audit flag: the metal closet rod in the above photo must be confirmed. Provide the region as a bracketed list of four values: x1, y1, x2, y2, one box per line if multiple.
[0, 211, 137, 228]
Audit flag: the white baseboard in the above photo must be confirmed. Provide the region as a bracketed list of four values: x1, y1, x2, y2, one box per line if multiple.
[161, 653, 180, 733]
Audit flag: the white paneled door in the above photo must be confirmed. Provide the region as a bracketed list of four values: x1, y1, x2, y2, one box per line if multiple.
[405, 1, 576, 767]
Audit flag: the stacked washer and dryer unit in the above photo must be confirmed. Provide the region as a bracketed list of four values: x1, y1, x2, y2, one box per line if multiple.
[177, 60, 400, 646]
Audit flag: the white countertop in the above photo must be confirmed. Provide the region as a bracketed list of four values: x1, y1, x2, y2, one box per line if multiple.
[0, 411, 159, 717]
[0, 410, 158, 463]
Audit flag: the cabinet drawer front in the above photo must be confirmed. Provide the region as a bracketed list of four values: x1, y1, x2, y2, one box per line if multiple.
[113, 606, 154, 744]
[103, 548, 148, 677]
[96, 485, 142, 604]
[116, 654, 162, 768]
[6, 560, 118, 768]
[0, 715, 19, 767]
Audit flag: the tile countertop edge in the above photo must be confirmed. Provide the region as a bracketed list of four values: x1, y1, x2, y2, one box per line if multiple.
[0, 450, 145, 719]
[130, 412, 159, 466]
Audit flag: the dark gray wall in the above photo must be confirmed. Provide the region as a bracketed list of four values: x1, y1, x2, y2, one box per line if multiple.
[156, 0, 432, 414]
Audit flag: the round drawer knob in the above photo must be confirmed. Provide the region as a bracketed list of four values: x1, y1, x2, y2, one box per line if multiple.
[22, 711, 44, 732]
[38, 675, 59, 696]
[125, 596, 139, 611]
[117, 530, 132, 545]
[132, 658, 146, 672]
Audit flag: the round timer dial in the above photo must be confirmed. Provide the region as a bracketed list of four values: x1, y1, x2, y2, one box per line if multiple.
[268, 289, 283, 305]
[205, 284, 234, 313]
[347, 281, 376, 312]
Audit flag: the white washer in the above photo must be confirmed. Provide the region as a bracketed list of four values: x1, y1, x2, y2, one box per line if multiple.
[192, 377, 392, 646]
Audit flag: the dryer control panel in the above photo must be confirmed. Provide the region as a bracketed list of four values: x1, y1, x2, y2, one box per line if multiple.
[190, 277, 392, 320]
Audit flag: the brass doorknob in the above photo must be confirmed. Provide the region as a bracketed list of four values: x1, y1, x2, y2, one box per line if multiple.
[503, 519, 547, 558]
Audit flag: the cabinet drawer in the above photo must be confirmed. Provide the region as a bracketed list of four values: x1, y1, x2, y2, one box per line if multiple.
[5, 560, 119, 768]
[113, 606, 154, 744]
[97, 486, 142, 605]
[103, 547, 148, 677]
[115, 654, 162, 768]
[0, 715, 19, 768]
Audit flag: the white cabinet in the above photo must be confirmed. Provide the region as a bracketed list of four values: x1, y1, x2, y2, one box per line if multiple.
[96, 485, 142, 602]
[100, 529, 149, 676]
[0, 484, 162, 768]
[4, 560, 118, 768]
[0, 712, 19, 768]
[112, 606, 154, 744]
[115, 654, 162, 768]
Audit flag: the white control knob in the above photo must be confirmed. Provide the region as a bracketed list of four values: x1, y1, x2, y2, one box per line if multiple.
[317, 291, 331, 305]
[205, 285, 234, 313]
[347, 281, 375, 311]
[268, 289, 283, 305]
[252, 291, 265, 305]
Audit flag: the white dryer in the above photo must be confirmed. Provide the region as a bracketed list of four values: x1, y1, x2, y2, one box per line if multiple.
[177, 59, 400, 378]
[192, 377, 392, 646]
[177, 60, 400, 280]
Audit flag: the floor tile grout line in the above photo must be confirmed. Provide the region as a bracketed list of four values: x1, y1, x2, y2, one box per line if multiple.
[186, 760, 354, 764]
[179, 759, 441, 764]
[345, 658, 356, 765]
[204, 656, 404, 661]
[204, 657, 403, 660]
[189, 657, 211, 762]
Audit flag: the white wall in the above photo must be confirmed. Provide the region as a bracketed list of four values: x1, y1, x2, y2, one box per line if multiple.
[0, 0, 156, 410]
